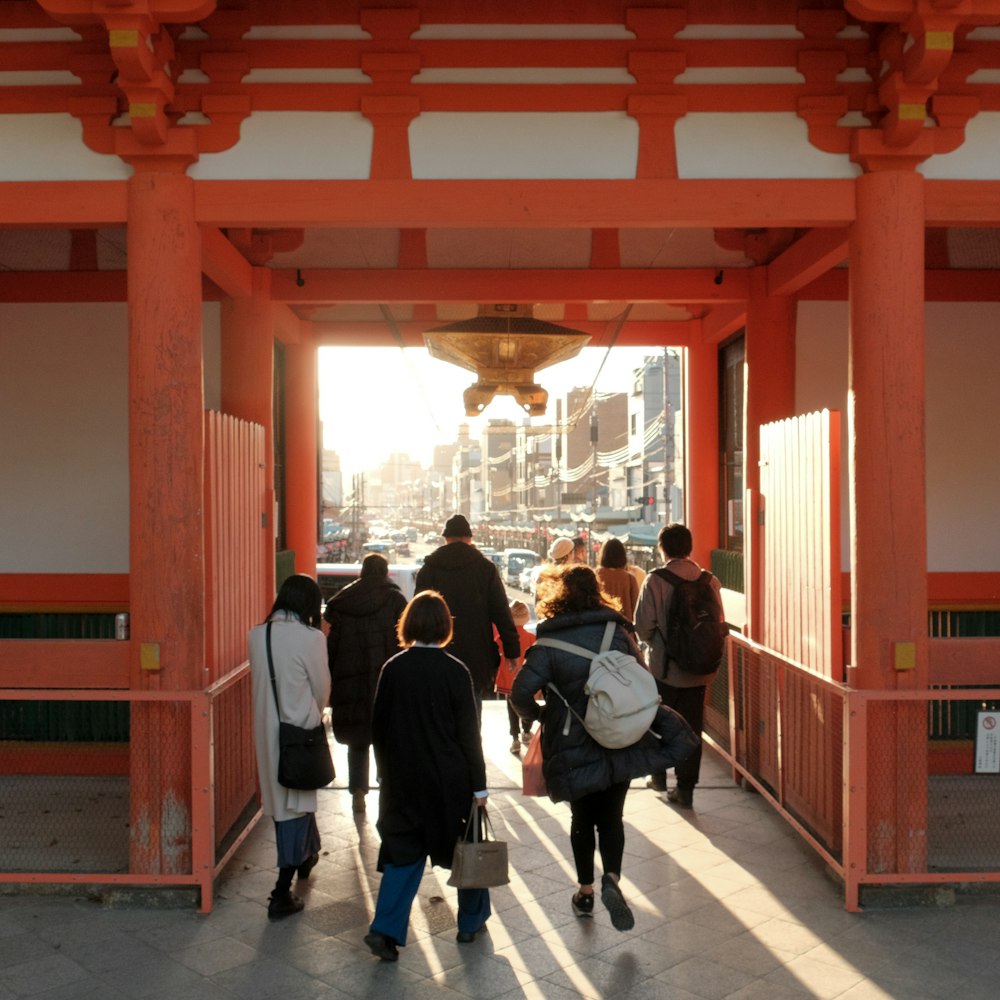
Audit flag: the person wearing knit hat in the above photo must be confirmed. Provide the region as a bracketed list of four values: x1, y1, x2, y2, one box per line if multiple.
[548, 537, 575, 564]
[416, 514, 519, 717]
[442, 514, 473, 539]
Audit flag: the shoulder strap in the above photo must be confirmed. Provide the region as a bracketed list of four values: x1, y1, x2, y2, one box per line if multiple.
[651, 567, 684, 587]
[534, 620, 617, 659]
[265, 621, 281, 720]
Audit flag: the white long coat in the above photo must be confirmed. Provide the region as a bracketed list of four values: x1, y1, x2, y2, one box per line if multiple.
[249, 613, 331, 822]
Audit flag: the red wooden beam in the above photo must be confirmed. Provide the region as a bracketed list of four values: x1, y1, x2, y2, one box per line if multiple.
[0, 639, 130, 689]
[272, 267, 750, 304]
[309, 317, 699, 348]
[195, 179, 857, 229]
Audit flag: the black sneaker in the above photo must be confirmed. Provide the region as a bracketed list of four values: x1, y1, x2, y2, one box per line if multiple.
[297, 852, 319, 879]
[364, 931, 399, 962]
[600, 874, 634, 932]
[267, 890, 304, 920]
[571, 890, 594, 918]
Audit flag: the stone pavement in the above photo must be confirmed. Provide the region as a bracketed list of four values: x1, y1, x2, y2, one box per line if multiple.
[2, 700, 999, 1000]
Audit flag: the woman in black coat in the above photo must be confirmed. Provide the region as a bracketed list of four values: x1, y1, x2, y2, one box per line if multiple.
[324, 553, 406, 814]
[510, 564, 641, 933]
[363, 590, 491, 963]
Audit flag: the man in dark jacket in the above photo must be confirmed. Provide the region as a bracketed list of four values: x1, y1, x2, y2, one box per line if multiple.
[415, 514, 520, 716]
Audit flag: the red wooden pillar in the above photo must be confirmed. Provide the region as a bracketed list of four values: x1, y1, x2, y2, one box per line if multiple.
[127, 170, 205, 874]
[849, 169, 929, 875]
[686, 340, 720, 567]
[745, 274, 796, 640]
[284, 342, 319, 575]
[221, 268, 276, 606]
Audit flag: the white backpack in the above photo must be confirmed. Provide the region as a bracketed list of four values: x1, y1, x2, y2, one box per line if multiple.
[536, 621, 661, 749]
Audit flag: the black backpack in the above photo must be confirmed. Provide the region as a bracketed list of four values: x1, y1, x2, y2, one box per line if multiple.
[653, 568, 727, 676]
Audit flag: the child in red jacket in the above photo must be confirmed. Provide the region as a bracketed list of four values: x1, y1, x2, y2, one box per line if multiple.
[494, 601, 536, 755]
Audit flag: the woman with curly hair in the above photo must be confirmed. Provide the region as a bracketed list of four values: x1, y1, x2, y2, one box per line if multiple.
[510, 564, 642, 932]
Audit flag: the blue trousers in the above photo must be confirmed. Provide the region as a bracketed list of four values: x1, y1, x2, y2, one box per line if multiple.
[370, 859, 491, 947]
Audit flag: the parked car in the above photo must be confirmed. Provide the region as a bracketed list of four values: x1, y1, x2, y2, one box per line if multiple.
[500, 547, 539, 586]
[361, 539, 397, 561]
[518, 563, 543, 593]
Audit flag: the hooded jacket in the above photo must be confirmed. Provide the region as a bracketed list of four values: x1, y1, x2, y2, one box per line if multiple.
[324, 576, 406, 746]
[415, 540, 520, 695]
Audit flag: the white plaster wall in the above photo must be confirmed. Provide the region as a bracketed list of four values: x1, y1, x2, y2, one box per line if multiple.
[189, 112, 373, 180]
[919, 113, 1000, 180]
[0, 114, 131, 181]
[0, 302, 222, 573]
[410, 112, 639, 179]
[676, 113, 859, 179]
[795, 300, 1000, 572]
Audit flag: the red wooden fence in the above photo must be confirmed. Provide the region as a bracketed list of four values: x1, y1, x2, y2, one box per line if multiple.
[759, 410, 842, 679]
[204, 411, 268, 685]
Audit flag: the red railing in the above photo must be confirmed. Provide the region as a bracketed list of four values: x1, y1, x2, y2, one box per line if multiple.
[715, 634, 1000, 911]
[0, 668, 260, 912]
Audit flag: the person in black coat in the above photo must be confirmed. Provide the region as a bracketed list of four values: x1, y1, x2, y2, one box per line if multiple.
[363, 590, 491, 963]
[324, 553, 406, 814]
[414, 514, 519, 716]
[510, 564, 642, 933]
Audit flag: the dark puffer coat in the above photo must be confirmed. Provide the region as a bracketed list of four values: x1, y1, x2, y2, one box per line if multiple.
[414, 540, 520, 696]
[510, 608, 641, 803]
[324, 577, 406, 746]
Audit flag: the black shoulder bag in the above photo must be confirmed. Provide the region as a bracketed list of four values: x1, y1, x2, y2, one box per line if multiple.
[266, 621, 335, 790]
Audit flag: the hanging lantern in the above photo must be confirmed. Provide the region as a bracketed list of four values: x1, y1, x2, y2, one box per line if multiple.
[424, 304, 589, 416]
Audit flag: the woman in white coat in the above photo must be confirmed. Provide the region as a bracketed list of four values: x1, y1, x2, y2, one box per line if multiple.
[249, 574, 331, 919]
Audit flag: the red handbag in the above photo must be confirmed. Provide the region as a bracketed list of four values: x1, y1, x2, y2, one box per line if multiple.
[521, 728, 547, 797]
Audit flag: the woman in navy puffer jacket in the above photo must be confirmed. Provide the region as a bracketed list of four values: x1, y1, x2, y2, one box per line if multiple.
[510, 564, 641, 932]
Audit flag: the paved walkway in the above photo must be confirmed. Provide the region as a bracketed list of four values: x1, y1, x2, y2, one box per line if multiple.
[2, 701, 999, 1000]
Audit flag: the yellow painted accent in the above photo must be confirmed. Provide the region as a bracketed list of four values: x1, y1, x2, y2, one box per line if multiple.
[109, 29, 139, 48]
[129, 103, 158, 119]
[925, 31, 953, 51]
[898, 104, 926, 121]
[140, 642, 161, 672]
[893, 641, 917, 671]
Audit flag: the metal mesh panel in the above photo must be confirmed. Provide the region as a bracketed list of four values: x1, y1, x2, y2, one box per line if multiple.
[863, 693, 1000, 877]
[0, 674, 259, 908]
[0, 768, 129, 874]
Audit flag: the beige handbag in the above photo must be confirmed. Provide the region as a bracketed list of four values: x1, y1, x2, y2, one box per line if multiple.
[447, 804, 510, 888]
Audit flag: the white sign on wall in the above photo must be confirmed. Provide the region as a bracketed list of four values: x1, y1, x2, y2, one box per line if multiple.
[975, 711, 1000, 774]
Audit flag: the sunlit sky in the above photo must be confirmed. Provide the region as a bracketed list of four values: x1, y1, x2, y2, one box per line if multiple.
[318, 345, 663, 481]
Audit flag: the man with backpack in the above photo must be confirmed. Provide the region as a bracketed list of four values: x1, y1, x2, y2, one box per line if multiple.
[633, 523, 726, 808]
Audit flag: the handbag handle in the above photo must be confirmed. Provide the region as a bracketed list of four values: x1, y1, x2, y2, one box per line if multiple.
[462, 802, 497, 844]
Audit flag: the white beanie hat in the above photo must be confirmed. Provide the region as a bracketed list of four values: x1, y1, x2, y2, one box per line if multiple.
[548, 537, 575, 563]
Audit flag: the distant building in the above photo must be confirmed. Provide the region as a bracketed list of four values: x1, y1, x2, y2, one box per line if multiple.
[320, 447, 342, 512]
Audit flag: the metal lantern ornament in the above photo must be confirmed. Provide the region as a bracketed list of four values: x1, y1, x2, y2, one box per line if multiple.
[424, 304, 589, 416]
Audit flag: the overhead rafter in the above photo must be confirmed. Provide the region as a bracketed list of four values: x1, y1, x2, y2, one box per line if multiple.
[767, 227, 849, 298]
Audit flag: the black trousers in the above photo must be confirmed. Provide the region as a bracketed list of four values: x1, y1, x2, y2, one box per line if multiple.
[569, 780, 630, 886]
[650, 681, 706, 792]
